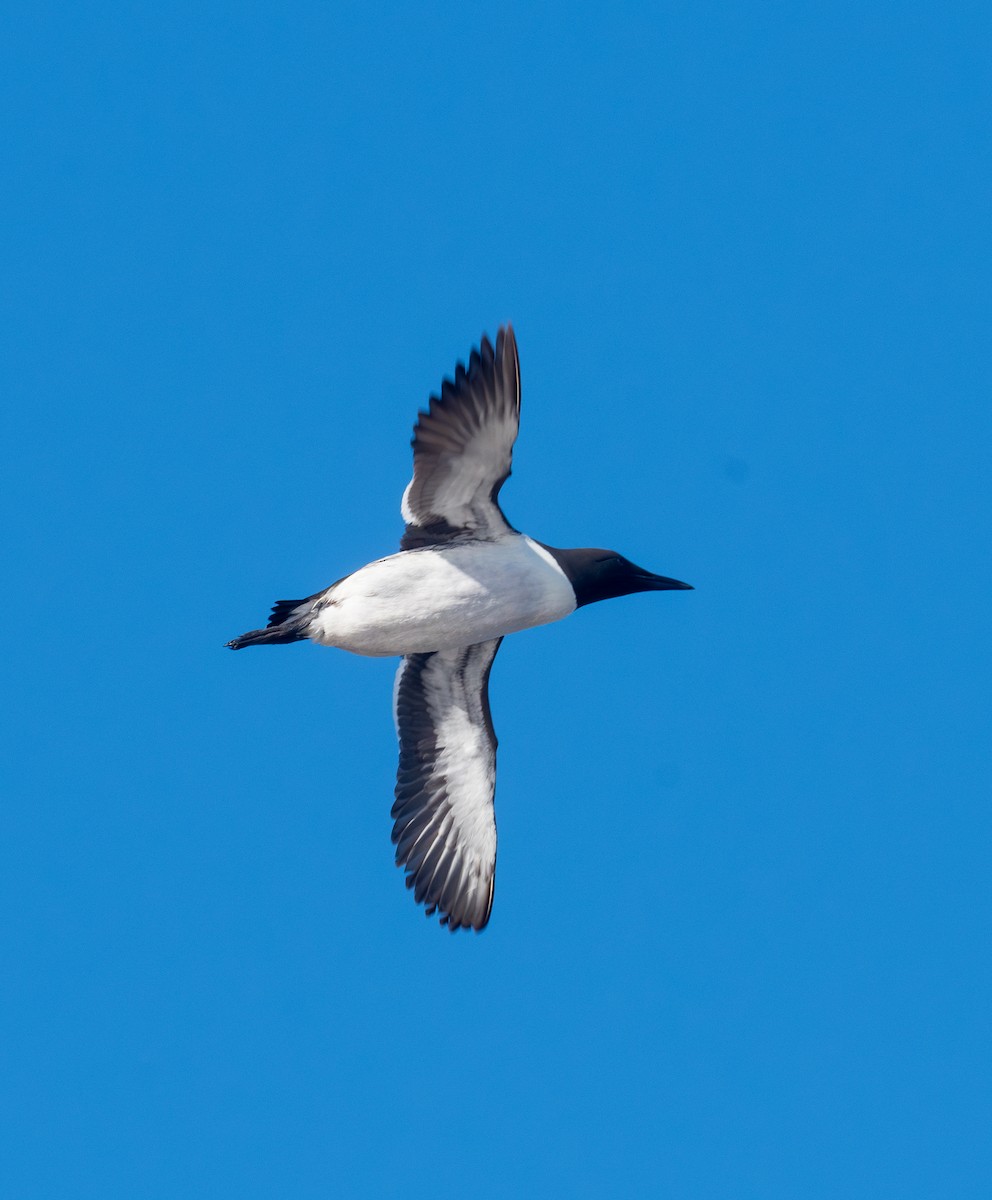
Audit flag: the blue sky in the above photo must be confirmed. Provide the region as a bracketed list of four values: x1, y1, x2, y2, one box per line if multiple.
[3, 2, 990, 1196]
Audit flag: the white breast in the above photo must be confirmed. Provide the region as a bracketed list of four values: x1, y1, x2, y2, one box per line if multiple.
[310, 535, 576, 656]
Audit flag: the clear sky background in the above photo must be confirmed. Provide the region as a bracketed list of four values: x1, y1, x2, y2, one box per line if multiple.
[3, 3, 990, 1197]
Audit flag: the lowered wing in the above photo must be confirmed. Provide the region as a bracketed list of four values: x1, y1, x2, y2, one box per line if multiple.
[391, 638, 503, 930]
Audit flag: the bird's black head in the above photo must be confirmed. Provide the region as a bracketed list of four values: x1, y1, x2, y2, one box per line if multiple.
[541, 546, 693, 608]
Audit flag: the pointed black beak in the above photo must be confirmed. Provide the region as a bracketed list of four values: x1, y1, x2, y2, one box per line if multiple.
[638, 573, 693, 591]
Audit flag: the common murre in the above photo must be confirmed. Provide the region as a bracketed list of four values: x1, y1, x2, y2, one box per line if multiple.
[228, 326, 692, 931]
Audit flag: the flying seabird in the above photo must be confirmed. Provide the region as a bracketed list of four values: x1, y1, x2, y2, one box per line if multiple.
[227, 326, 692, 931]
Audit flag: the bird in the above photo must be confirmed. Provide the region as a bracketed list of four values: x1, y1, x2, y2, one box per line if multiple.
[227, 326, 692, 931]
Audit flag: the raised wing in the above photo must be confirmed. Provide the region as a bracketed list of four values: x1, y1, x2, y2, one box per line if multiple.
[391, 638, 503, 931]
[400, 326, 520, 549]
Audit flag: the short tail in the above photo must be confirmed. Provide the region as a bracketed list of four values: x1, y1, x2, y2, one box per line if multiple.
[226, 625, 305, 650]
[226, 595, 316, 650]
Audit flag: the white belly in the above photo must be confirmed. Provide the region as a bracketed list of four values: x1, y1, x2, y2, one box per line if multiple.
[309, 535, 576, 656]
